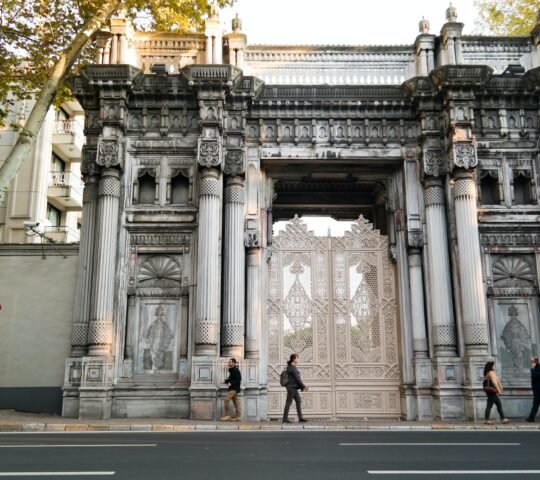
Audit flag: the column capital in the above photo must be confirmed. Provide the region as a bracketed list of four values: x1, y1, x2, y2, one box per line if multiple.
[450, 142, 478, 171]
[96, 138, 124, 170]
[98, 169, 121, 198]
[223, 149, 245, 176]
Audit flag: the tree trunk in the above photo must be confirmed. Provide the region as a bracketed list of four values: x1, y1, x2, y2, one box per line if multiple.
[0, 0, 122, 197]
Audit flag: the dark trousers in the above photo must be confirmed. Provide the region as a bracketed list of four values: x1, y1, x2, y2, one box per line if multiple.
[485, 393, 505, 420]
[527, 394, 540, 421]
[283, 386, 304, 421]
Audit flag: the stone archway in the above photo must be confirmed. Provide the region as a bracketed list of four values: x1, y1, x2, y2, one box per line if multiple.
[266, 216, 401, 420]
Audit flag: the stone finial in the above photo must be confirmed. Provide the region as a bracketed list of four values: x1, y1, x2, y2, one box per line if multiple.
[446, 3, 458, 22]
[419, 17, 430, 34]
[210, 0, 219, 19]
[232, 13, 242, 33]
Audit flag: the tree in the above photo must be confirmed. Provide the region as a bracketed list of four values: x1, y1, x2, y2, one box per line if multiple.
[0, 0, 233, 198]
[475, 0, 540, 36]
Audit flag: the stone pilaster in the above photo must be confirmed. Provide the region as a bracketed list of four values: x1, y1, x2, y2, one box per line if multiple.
[245, 244, 261, 359]
[87, 169, 121, 356]
[70, 176, 99, 356]
[423, 177, 457, 355]
[221, 175, 245, 357]
[452, 170, 489, 354]
[195, 168, 222, 356]
[408, 247, 428, 357]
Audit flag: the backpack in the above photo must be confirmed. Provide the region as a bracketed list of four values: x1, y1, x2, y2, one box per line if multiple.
[279, 368, 289, 387]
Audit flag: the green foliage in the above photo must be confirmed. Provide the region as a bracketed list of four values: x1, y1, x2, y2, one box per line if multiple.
[475, 0, 540, 35]
[0, 0, 233, 126]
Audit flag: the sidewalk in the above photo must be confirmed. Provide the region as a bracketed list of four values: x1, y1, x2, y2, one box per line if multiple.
[0, 410, 538, 432]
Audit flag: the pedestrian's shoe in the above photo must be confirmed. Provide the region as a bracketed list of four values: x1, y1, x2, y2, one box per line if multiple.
[484, 420, 494, 425]
[220, 416, 232, 421]
[282, 419, 292, 423]
[526, 418, 535, 423]
[299, 418, 308, 423]
[502, 418, 511, 424]
[233, 417, 241, 421]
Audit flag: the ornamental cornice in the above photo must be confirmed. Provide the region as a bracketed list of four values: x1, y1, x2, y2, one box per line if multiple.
[180, 64, 243, 90]
[524, 67, 540, 91]
[429, 65, 493, 91]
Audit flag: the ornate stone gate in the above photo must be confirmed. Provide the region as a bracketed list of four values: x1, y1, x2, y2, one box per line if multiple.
[267, 216, 401, 420]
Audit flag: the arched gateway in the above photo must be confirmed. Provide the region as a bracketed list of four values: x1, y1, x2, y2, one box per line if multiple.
[59, 7, 540, 423]
[267, 216, 400, 420]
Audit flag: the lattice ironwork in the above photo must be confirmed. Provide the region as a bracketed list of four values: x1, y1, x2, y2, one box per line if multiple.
[267, 215, 401, 420]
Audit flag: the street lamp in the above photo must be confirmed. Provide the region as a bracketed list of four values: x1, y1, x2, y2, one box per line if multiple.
[23, 221, 66, 259]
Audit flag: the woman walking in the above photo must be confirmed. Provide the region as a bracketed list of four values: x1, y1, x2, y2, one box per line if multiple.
[483, 361, 510, 425]
[282, 353, 308, 423]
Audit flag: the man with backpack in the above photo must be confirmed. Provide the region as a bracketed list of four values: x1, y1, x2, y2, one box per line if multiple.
[221, 358, 242, 421]
[526, 356, 540, 422]
[282, 353, 308, 423]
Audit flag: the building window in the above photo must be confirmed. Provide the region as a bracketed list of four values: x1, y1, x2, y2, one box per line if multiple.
[479, 171, 500, 205]
[55, 108, 69, 122]
[170, 174, 189, 204]
[51, 152, 65, 172]
[46, 203, 61, 227]
[513, 171, 534, 205]
[137, 173, 156, 204]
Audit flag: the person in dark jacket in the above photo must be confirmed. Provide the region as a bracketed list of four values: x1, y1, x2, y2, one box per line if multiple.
[282, 353, 308, 423]
[526, 356, 540, 422]
[221, 358, 242, 421]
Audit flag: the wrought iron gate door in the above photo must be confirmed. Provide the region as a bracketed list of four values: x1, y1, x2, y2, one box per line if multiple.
[267, 216, 401, 420]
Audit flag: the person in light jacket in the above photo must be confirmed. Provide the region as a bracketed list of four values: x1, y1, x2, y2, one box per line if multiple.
[483, 361, 510, 425]
[282, 353, 308, 423]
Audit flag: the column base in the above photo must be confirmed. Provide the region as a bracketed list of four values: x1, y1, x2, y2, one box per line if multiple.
[79, 388, 113, 420]
[190, 356, 219, 420]
[61, 388, 80, 418]
[432, 356, 465, 420]
[414, 357, 434, 420]
[241, 387, 267, 421]
[401, 385, 417, 421]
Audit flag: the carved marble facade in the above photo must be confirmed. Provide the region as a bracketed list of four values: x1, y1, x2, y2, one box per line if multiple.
[61, 7, 540, 421]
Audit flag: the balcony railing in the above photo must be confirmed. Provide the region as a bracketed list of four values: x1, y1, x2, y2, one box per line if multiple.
[43, 225, 80, 243]
[55, 119, 84, 136]
[53, 119, 84, 158]
[48, 171, 84, 208]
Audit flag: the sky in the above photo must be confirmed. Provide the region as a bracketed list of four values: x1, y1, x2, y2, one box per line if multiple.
[220, 0, 480, 45]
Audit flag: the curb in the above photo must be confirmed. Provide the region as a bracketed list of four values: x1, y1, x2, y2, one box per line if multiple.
[0, 423, 539, 433]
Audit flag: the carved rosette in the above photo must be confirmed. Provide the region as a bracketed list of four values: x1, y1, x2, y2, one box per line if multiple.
[223, 150, 245, 176]
[198, 140, 222, 168]
[452, 143, 477, 170]
[97, 140, 122, 169]
[423, 151, 446, 177]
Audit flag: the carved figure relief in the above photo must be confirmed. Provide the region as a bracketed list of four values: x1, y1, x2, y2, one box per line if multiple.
[144, 305, 174, 370]
[501, 306, 530, 370]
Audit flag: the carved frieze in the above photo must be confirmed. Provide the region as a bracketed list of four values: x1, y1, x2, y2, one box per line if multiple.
[131, 233, 191, 247]
[452, 143, 477, 170]
[223, 150, 245, 176]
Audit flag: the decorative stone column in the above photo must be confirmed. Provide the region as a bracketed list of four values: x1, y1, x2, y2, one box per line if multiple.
[87, 168, 121, 356]
[70, 175, 99, 356]
[452, 167, 489, 354]
[424, 176, 457, 354]
[408, 245, 428, 357]
[221, 174, 245, 357]
[195, 167, 222, 356]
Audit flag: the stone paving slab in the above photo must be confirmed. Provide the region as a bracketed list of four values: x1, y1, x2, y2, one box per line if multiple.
[0, 410, 539, 433]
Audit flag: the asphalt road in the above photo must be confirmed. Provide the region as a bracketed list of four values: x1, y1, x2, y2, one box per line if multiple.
[0, 430, 539, 479]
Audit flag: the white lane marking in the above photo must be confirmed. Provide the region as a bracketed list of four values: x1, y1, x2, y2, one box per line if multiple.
[341, 442, 520, 446]
[0, 444, 156, 448]
[368, 471, 540, 475]
[0, 473, 115, 477]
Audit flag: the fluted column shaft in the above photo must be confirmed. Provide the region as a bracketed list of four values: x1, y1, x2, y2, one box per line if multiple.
[221, 176, 245, 357]
[195, 168, 222, 355]
[87, 169, 121, 356]
[424, 177, 457, 355]
[245, 248, 261, 359]
[453, 171, 489, 353]
[70, 176, 99, 356]
[408, 248, 428, 357]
